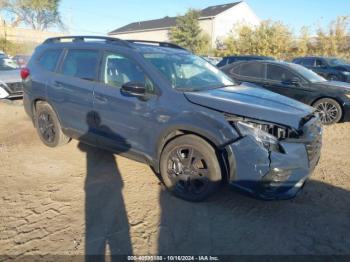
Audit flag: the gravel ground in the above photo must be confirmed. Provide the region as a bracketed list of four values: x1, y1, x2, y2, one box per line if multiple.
[0, 99, 350, 259]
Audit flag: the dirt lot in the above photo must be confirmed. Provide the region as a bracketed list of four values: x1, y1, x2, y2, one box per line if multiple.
[0, 99, 350, 259]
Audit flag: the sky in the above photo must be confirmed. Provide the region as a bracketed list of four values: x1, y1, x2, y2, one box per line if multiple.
[59, 0, 350, 35]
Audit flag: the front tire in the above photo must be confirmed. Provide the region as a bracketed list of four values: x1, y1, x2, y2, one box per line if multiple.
[35, 101, 70, 147]
[313, 98, 342, 125]
[160, 134, 222, 201]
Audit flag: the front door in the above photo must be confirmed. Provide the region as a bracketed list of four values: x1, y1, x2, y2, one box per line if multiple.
[264, 64, 312, 104]
[92, 51, 158, 156]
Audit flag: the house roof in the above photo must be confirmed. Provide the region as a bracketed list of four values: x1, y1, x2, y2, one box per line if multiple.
[109, 1, 242, 35]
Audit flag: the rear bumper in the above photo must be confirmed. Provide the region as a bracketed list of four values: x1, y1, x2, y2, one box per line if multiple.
[226, 118, 322, 200]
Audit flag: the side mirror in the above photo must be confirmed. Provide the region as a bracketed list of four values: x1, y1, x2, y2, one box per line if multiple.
[121, 81, 146, 97]
[283, 77, 301, 86]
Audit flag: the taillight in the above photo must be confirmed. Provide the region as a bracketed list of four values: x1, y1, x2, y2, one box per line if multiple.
[20, 68, 30, 80]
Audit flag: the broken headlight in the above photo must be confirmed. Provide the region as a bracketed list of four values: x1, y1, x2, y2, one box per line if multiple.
[236, 121, 280, 152]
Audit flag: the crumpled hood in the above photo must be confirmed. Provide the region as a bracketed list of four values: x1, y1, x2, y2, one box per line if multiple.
[0, 69, 21, 84]
[184, 84, 314, 129]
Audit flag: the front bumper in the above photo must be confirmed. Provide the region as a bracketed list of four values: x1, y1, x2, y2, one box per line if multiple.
[342, 103, 350, 122]
[2, 82, 24, 98]
[226, 117, 322, 200]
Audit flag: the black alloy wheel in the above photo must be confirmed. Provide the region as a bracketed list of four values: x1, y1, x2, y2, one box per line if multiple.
[160, 134, 222, 201]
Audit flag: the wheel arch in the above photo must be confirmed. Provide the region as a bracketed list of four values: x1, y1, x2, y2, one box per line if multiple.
[154, 127, 231, 183]
[32, 98, 64, 128]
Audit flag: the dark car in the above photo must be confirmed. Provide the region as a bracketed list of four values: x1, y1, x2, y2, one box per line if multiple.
[222, 60, 350, 125]
[293, 56, 350, 82]
[217, 55, 275, 68]
[22, 36, 322, 201]
[0, 57, 23, 98]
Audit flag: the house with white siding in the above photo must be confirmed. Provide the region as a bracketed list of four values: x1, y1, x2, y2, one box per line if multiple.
[108, 1, 260, 48]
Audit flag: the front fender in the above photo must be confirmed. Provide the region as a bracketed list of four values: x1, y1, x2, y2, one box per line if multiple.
[153, 110, 239, 172]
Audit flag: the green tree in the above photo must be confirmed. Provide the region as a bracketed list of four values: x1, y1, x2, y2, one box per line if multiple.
[170, 9, 210, 54]
[223, 20, 293, 60]
[0, 0, 64, 30]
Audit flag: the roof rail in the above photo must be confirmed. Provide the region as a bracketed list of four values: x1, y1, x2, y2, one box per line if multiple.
[43, 36, 132, 48]
[126, 40, 187, 51]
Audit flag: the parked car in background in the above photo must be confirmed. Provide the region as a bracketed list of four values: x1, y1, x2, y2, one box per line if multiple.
[23, 36, 321, 201]
[202, 56, 222, 65]
[217, 55, 275, 68]
[292, 56, 350, 82]
[222, 60, 350, 125]
[0, 57, 23, 98]
[13, 55, 31, 68]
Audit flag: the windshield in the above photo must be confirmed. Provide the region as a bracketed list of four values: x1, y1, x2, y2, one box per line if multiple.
[0, 58, 20, 70]
[326, 58, 348, 66]
[289, 63, 327, 83]
[143, 52, 234, 91]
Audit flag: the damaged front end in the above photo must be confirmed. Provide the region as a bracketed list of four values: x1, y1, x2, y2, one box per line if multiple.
[225, 114, 323, 200]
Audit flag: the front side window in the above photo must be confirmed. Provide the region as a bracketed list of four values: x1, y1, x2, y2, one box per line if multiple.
[143, 52, 234, 91]
[266, 64, 299, 82]
[61, 49, 99, 81]
[289, 63, 326, 83]
[38, 49, 62, 72]
[240, 62, 265, 79]
[102, 52, 154, 93]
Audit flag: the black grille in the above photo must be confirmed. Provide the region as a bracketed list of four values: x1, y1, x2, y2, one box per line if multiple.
[6, 82, 23, 93]
[304, 118, 322, 167]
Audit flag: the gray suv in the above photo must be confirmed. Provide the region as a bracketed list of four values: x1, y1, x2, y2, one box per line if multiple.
[22, 36, 322, 201]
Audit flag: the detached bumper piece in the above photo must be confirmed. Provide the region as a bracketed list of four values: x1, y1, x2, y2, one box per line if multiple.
[227, 117, 322, 200]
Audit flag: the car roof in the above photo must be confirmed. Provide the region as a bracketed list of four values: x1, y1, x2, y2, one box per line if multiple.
[224, 55, 274, 59]
[38, 36, 190, 55]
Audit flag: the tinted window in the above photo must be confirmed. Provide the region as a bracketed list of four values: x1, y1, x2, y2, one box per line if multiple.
[38, 49, 62, 72]
[228, 57, 237, 64]
[267, 64, 299, 82]
[315, 59, 326, 67]
[217, 57, 228, 67]
[300, 58, 315, 67]
[62, 49, 99, 81]
[103, 52, 155, 93]
[229, 64, 241, 75]
[240, 62, 265, 78]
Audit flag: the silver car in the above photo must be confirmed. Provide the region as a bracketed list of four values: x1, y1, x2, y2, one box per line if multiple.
[0, 58, 23, 98]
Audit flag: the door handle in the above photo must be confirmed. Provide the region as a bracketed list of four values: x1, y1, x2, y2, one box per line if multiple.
[94, 95, 108, 104]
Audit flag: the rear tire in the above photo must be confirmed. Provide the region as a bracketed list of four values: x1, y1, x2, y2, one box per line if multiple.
[35, 101, 70, 147]
[313, 98, 342, 125]
[160, 134, 222, 201]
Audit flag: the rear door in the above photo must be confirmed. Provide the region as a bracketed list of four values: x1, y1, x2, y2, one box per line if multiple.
[47, 48, 100, 140]
[235, 61, 266, 86]
[264, 64, 312, 104]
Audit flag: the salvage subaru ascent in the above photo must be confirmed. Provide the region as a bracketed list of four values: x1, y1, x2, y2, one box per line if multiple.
[22, 36, 322, 201]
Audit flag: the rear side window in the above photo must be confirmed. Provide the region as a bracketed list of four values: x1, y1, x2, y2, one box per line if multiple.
[38, 49, 62, 72]
[300, 58, 315, 67]
[61, 49, 99, 81]
[266, 64, 298, 82]
[240, 62, 265, 78]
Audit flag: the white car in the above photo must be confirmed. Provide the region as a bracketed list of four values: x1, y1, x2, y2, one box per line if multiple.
[0, 58, 23, 98]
